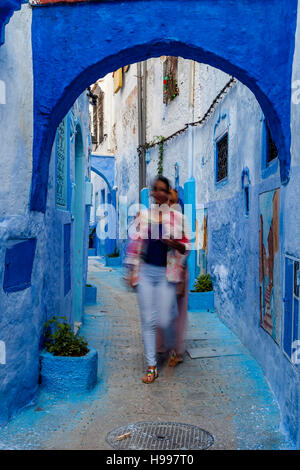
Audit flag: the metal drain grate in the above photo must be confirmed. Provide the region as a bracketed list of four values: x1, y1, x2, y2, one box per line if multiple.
[106, 422, 214, 450]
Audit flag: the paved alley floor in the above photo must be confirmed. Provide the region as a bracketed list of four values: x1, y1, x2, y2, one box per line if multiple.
[0, 257, 294, 450]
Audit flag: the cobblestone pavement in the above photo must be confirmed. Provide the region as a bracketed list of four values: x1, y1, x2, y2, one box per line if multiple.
[0, 258, 294, 450]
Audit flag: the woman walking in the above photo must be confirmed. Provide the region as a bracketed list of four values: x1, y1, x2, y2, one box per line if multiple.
[157, 188, 190, 366]
[125, 176, 190, 383]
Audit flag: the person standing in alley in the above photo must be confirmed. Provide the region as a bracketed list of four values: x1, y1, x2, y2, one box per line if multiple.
[125, 176, 191, 383]
[156, 188, 190, 367]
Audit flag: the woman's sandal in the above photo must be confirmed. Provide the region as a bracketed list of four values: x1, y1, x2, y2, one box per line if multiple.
[168, 350, 183, 368]
[142, 366, 158, 384]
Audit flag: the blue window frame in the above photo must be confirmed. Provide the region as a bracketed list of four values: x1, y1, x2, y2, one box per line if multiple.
[55, 115, 70, 210]
[215, 132, 229, 187]
[261, 117, 279, 179]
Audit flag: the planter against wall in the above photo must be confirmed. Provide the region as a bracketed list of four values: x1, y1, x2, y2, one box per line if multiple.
[40, 347, 98, 395]
[188, 291, 214, 312]
[105, 255, 122, 267]
[85, 284, 97, 305]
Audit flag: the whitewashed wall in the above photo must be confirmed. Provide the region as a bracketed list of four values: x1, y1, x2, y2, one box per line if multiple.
[92, 58, 232, 205]
[0, 5, 33, 217]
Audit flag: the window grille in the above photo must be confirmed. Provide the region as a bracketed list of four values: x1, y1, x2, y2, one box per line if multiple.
[163, 57, 179, 104]
[56, 117, 68, 209]
[216, 133, 228, 182]
[98, 90, 104, 144]
[91, 90, 104, 146]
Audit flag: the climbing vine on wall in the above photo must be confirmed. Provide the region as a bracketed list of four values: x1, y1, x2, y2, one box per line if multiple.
[145, 135, 165, 175]
[157, 137, 165, 175]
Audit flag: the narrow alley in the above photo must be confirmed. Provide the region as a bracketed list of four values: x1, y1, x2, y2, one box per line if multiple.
[1, 0, 300, 453]
[0, 259, 292, 450]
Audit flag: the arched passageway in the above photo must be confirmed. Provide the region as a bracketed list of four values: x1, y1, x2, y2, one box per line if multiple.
[30, 0, 298, 212]
[7, 0, 297, 449]
[90, 157, 117, 257]
[90, 155, 115, 194]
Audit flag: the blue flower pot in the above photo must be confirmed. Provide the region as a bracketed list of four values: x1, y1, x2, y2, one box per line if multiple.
[40, 347, 98, 395]
[188, 290, 214, 312]
[85, 284, 97, 305]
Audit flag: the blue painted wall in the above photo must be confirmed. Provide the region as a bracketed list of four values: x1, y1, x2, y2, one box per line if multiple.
[1, 0, 300, 448]
[30, 0, 298, 212]
[191, 82, 300, 447]
[0, 90, 90, 425]
[134, 71, 300, 447]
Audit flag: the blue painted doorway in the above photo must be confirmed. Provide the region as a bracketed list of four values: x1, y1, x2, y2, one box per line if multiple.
[73, 125, 85, 323]
[283, 255, 300, 361]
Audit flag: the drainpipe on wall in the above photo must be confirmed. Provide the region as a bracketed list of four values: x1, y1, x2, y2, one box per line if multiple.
[137, 61, 147, 201]
[189, 60, 195, 111]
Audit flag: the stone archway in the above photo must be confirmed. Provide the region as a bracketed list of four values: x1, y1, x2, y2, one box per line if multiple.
[90, 155, 115, 194]
[29, 0, 298, 213]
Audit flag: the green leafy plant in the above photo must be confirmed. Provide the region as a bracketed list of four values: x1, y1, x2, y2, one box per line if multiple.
[43, 316, 89, 357]
[157, 137, 165, 176]
[145, 135, 165, 176]
[170, 80, 179, 101]
[193, 274, 213, 292]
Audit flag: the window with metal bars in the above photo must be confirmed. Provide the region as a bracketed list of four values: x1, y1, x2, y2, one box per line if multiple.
[91, 90, 104, 146]
[216, 133, 228, 183]
[56, 116, 68, 209]
[163, 56, 179, 104]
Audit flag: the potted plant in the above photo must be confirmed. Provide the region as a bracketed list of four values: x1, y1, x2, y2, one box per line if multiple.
[85, 283, 97, 305]
[188, 274, 214, 312]
[40, 316, 98, 395]
[105, 248, 122, 267]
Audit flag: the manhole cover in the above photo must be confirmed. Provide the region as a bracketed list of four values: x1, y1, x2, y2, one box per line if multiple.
[106, 422, 214, 450]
